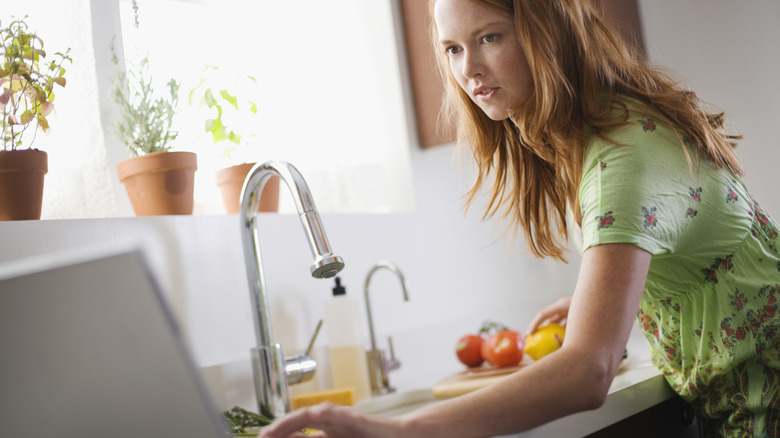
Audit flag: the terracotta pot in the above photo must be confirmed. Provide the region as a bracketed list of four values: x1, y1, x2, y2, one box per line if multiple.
[0, 149, 48, 221]
[116, 151, 197, 216]
[215, 162, 280, 214]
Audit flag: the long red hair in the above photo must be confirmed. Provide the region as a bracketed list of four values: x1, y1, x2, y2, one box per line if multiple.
[429, 0, 741, 260]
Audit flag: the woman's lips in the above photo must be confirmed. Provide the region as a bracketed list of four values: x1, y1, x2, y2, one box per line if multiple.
[474, 87, 498, 100]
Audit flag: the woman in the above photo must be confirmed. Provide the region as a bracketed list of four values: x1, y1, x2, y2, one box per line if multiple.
[261, 0, 780, 436]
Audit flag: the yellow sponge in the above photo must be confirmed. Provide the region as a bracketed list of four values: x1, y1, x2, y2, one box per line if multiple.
[291, 387, 355, 410]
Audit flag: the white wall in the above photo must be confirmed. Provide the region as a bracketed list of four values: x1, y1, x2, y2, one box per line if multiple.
[639, 0, 780, 214]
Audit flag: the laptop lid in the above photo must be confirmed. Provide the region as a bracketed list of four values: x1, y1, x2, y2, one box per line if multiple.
[0, 245, 228, 437]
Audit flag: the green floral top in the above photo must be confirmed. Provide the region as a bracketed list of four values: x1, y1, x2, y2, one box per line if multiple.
[578, 112, 780, 437]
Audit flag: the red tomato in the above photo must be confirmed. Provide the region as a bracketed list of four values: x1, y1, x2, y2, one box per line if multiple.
[481, 330, 524, 367]
[455, 334, 484, 367]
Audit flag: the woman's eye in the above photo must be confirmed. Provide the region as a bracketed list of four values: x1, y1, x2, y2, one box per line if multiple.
[445, 46, 460, 55]
[482, 34, 498, 43]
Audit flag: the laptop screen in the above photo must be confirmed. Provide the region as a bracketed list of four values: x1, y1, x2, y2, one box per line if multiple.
[0, 245, 228, 437]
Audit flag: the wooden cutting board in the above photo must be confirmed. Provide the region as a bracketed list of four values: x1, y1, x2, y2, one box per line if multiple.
[432, 364, 525, 399]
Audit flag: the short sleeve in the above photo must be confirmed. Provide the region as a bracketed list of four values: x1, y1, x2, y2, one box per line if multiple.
[579, 118, 695, 255]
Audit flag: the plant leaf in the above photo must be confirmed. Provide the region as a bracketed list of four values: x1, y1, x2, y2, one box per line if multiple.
[208, 117, 227, 143]
[41, 101, 54, 116]
[20, 110, 34, 125]
[219, 89, 238, 110]
[37, 115, 49, 132]
[0, 88, 10, 105]
[204, 88, 217, 107]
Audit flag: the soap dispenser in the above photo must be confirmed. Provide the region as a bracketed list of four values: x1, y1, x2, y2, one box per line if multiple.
[323, 277, 372, 402]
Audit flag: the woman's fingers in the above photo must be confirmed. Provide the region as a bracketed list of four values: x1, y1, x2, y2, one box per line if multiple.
[260, 403, 399, 438]
[525, 297, 572, 335]
[260, 403, 341, 438]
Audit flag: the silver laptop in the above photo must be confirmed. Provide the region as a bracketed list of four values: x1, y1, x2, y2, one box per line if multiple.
[0, 244, 228, 437]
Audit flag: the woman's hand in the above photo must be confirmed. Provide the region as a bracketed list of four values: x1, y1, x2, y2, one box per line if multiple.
[259, 402, 403, 438]
[525, 296, 572, 335]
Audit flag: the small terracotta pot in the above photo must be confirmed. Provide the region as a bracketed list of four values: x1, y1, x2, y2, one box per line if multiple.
[0, 149, 48, 221]
[116, 151, 197, 216]
[215, 162, 280, 214]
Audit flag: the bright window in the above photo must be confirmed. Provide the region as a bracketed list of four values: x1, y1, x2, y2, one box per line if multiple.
[114, 0, 415, 214]
[1, 0, 118, 219]
[2, 0, 414, 218]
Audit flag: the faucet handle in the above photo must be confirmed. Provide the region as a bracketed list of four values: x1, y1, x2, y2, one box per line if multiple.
[366, 336, 403, 395]
[284, 353, 317, 385]
[305, 320, 324, 356]
[285, 320, 323, 385]
[386, 336, 401, 371]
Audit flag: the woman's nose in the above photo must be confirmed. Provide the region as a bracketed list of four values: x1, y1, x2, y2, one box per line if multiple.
[461, 50, 483, 78]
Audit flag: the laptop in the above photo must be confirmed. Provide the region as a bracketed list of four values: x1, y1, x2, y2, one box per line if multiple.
[0, 244, 228, 437]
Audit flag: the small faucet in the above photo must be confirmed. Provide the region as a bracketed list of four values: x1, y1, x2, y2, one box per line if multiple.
[364, 261, 409, 395]
[240, 160, 345, 418]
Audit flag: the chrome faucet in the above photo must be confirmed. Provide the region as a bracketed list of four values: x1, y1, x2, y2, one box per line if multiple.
[240, 160, 345, 418]
[364, 261, 409, 395]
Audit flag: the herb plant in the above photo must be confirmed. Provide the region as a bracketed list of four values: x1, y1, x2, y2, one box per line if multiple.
[188, 65, 258, 161]
[0, 16, 71, 151]
[109, 45, 180, 156]
[222, 405, 273, 436]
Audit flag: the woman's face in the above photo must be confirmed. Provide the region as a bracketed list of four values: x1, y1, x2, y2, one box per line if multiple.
[434, 0, 532, 121]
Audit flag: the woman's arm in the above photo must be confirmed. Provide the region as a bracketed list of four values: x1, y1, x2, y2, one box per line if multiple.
[260, 243, 651, 438]
[400, 243, 650, 437]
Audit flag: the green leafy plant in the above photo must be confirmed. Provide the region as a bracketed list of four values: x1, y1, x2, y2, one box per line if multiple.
[222, 405, 273, 436]
[188, 65, 258, 161]
[0, 16, 71, 151]
[109, 41, 180, 157]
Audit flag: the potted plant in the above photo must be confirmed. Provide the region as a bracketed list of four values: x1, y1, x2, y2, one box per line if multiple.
[0, 16, 71, 221]
[110, 43, 197, 216]
[188, 65, 278, 214]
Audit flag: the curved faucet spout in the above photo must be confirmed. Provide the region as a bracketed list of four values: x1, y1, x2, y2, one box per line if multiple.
[241, 161, 344, 283]
[240, 160, 345, 417]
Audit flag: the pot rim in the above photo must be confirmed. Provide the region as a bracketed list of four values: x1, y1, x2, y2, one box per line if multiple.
[116, 151, 197, 181]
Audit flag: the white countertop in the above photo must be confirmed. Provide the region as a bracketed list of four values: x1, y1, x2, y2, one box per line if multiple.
[357, 363, 673, 437]
[510, 363, 674, 437]
[504, 323, 675, 437]
[357, 324, 675, 437]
